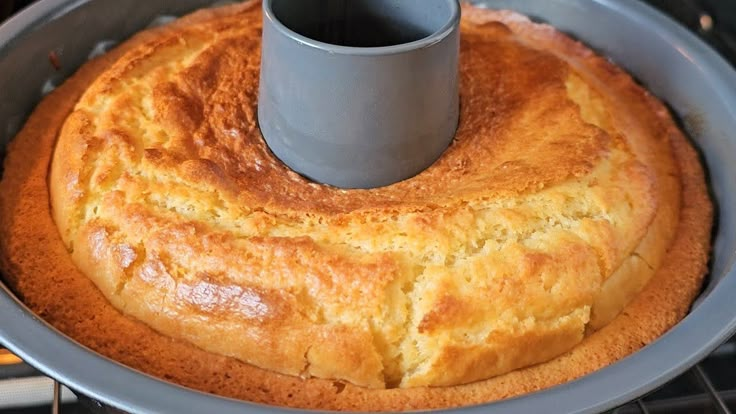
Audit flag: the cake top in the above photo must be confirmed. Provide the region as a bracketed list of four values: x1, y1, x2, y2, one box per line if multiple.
[48, 1, 671, 389]
[55, 4, 610, 217]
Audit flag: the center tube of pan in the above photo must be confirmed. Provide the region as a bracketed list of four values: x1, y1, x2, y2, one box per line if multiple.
[258, 0, 461, 189]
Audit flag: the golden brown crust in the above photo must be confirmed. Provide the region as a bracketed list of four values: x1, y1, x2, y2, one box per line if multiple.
[49, 2, 662, 389]
[0, 2, 712, 411]
[459, 8, 683, 330]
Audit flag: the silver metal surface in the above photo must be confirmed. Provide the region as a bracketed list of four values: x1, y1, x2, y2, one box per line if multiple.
[611, 353, 736, 413]
[258, 0, 460, 188]
[52, 380, 60, 414]
[0, 0, 735, 413]
[693, 364, 730, 414]
[0, 377, 75, 410]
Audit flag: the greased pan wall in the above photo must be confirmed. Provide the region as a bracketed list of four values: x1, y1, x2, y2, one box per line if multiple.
[0, 0, 734, 413]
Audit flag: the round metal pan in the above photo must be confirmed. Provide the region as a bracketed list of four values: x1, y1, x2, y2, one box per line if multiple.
[1, 0, 735, 413]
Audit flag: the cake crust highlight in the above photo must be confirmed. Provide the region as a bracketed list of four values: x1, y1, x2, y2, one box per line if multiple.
[0, 1, 712, 411]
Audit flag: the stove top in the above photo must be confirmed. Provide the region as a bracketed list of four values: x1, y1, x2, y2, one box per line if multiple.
[0, 1, 735, 413]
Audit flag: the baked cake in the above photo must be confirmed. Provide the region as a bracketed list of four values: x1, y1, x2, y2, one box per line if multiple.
[0, 1, 712, 410]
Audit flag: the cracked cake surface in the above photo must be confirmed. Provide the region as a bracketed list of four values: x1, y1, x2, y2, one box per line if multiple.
[0, 0, 712, 410]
